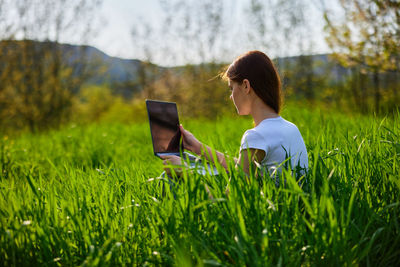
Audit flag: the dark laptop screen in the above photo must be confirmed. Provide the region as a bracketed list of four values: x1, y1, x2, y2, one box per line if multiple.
[146, 100, 181, 154]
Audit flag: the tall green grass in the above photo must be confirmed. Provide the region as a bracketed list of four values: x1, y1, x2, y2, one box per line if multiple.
[0, 107, 399, 266]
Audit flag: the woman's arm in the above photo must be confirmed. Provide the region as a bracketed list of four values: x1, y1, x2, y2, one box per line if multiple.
[160, 155, 186, 176]
[198, 144, 231, 169]
[161, 126, 228, 174]
[236, 148, 265, 176]
[180, 125, 234, 170]
[224, 148, 265, 195]
[163, 126, 264, 175]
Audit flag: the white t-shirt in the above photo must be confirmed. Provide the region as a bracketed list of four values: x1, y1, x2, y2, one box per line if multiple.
[240, 116, 308, 174]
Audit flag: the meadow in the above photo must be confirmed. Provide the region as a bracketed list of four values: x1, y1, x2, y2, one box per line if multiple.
[0, 105, 399, 266]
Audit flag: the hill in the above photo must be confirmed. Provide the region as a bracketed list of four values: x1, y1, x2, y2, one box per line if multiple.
[0, 40, 349, 98]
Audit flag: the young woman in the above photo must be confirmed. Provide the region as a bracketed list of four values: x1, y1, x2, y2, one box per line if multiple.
[160, 50, 308, 177]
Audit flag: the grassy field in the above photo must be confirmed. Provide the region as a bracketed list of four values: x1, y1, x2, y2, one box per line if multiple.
[0, 106, 399, 266]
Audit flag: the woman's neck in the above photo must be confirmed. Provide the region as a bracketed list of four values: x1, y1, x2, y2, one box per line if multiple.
[250, 98, 279, 126]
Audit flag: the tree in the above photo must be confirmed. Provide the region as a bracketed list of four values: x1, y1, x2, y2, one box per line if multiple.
[324, 0, 400, 113]
[0, 0, 102, 132]
[130, 0, 324, 116]
[131, 0, 231, 117]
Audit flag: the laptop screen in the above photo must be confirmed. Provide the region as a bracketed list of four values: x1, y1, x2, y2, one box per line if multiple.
[146, 100, 182, 154]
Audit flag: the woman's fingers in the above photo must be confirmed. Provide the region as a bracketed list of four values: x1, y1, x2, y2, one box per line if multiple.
[160, 155, 181, 165]
[160, 155, 183, 176]
[179, 125, 189, 139]
[179, 125, 202, 154]
[179, 125, 191, 148]
[160, 155, 170, 165]
[179, 125, 192, 137]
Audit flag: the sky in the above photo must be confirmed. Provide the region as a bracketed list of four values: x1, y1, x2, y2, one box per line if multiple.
[89, 0, 332, 66]
[94, 0, 162, 60]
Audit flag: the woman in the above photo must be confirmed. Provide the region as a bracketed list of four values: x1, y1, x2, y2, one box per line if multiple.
[160, 50, 308, 178]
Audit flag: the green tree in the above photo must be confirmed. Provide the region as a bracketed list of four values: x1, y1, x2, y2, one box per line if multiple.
[131, 0, 230, 117]
[0, 0, 102, 132]
[324, 0, 400, 113]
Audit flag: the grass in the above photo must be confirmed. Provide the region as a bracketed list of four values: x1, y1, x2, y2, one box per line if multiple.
[0, 106, 399, 266]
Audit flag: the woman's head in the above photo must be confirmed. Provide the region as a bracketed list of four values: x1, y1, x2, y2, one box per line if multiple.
[223, 50, 282, 114]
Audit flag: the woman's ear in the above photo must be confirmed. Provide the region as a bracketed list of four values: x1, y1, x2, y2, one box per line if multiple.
[243, 79, 251, 94]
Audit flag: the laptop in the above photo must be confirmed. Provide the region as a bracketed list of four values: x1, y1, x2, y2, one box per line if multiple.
[146, 99, 218, 175]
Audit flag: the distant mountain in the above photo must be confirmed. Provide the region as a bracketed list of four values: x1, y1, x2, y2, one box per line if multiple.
[0, 40, 351, 98]
[0, 40, 162, 98]
[57, 43, 160, 98]
[66, 44, 142, 83]
[276, 54, 351, 82]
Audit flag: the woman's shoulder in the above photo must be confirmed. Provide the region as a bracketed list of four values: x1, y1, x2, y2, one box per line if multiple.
[249, 117, 304, 145]
[258, 116, 299, 131]
[241, 128, 264, 140]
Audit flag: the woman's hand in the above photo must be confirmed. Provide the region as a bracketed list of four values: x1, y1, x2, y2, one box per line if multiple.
[180, 125, 202, 155]
[160, 155, 184, 176]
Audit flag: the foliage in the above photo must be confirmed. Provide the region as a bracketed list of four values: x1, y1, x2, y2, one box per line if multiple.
[0, 0, 102, 132]
[0, 40, 74, 131]
[139, 64, 236, 119]
[324, 0, 400, 113]
[0, 106, 399, 265]
[0, 0, 399, 133]
[69, 85, 149, 126]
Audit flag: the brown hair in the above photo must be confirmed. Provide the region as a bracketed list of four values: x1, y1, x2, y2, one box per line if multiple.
[222, 50, 282, 114]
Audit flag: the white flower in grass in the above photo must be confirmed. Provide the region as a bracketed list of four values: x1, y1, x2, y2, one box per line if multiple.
[132, 199, 140, 206]
[96, 169, 105, 174]
[152, 251, 159, 255]
[262, 229, 268, 235]
[266, 199, 276, 211]
[115, 242, 122, 247]
[120, 205, 135, 210]
[22, 220, 31, 226]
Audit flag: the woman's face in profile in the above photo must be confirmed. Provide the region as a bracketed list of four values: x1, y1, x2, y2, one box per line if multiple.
[228, 79, 248, 115]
